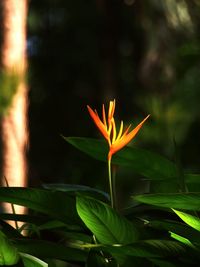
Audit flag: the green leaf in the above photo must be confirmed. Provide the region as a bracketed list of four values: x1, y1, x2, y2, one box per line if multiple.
[133, 192, 200, 210]
[0, 231, 20, 265]
[172, 209, 200, 232]
[169, 232, 195, 248]
[0, 187, 80, 225]
[65, 137, 177, 180]
[76, 196, 139, 245]
[43, 183, 109, 201]
[15, 239, 87, 263]
[20, 253, 48, 267]
[149, 219, 200, 244]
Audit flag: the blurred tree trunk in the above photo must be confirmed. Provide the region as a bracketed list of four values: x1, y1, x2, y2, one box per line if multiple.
[0, 0, 28, 219]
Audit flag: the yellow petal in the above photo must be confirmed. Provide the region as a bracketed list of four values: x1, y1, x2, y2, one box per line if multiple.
[116, 120, 124, 141]
[108, 99, 115, 125]
[111, 118, 117, 143]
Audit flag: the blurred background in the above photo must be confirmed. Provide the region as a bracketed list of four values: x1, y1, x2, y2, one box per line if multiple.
[0, 0, 200, 199]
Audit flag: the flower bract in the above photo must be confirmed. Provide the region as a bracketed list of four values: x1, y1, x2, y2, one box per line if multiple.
[87, 99, 150, 160]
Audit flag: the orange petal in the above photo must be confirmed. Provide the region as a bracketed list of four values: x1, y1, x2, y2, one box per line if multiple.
[121, 124, 132, 139]
[102, 104, 107, 129]
[111, 99, 116, 118]
[110, 114, 150, 156]
[87, 105, 109, 140]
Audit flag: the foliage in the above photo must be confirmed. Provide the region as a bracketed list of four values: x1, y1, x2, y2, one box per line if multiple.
[0, 71, 21, 116]
[1, 137, 200, 266]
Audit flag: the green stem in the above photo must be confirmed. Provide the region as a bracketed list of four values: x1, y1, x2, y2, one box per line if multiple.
[108, 159, 119, 266]
[108, 158, 115, 209]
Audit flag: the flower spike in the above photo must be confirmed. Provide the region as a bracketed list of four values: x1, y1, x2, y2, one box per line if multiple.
[87, 100, 150, 161]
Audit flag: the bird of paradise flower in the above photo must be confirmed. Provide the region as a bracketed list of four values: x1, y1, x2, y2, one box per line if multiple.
[87, 99, 150, 208]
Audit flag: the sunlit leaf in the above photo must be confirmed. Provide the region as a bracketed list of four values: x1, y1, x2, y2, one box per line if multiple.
[172, 209, 200, 232]
[0, 231, 19, 265]
[20, 253, 48, 267]
[169, 231, 195, 248]
[76, 196, 139, 245]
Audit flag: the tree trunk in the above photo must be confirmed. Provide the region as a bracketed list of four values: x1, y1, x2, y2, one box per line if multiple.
[0, 0, 28, 222]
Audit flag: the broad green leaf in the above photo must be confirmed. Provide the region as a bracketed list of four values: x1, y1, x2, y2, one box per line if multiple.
[65, 137, 177, 180]
[172, 209, 200, 232]
[133, 192, 200, 210]
[149, 219, 200, 244]
[43, 183, 109, 201]
[169, 232, 195, 248]
[76, 196, 139, 245]
[0, 187, 80, 225]
[15, 239, 87, 262]
[0, 231, 19, 265]
[20, 253, 48, 267]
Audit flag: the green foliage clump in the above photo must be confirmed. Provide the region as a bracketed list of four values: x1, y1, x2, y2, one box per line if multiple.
[0, 71, 20, 117]
[1, 137, 200, 266]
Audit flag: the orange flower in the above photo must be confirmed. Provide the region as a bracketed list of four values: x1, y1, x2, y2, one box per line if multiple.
[87, 99, 150, 161]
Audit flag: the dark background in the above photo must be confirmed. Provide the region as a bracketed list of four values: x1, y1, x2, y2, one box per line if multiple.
[27, 0, 200, 193]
